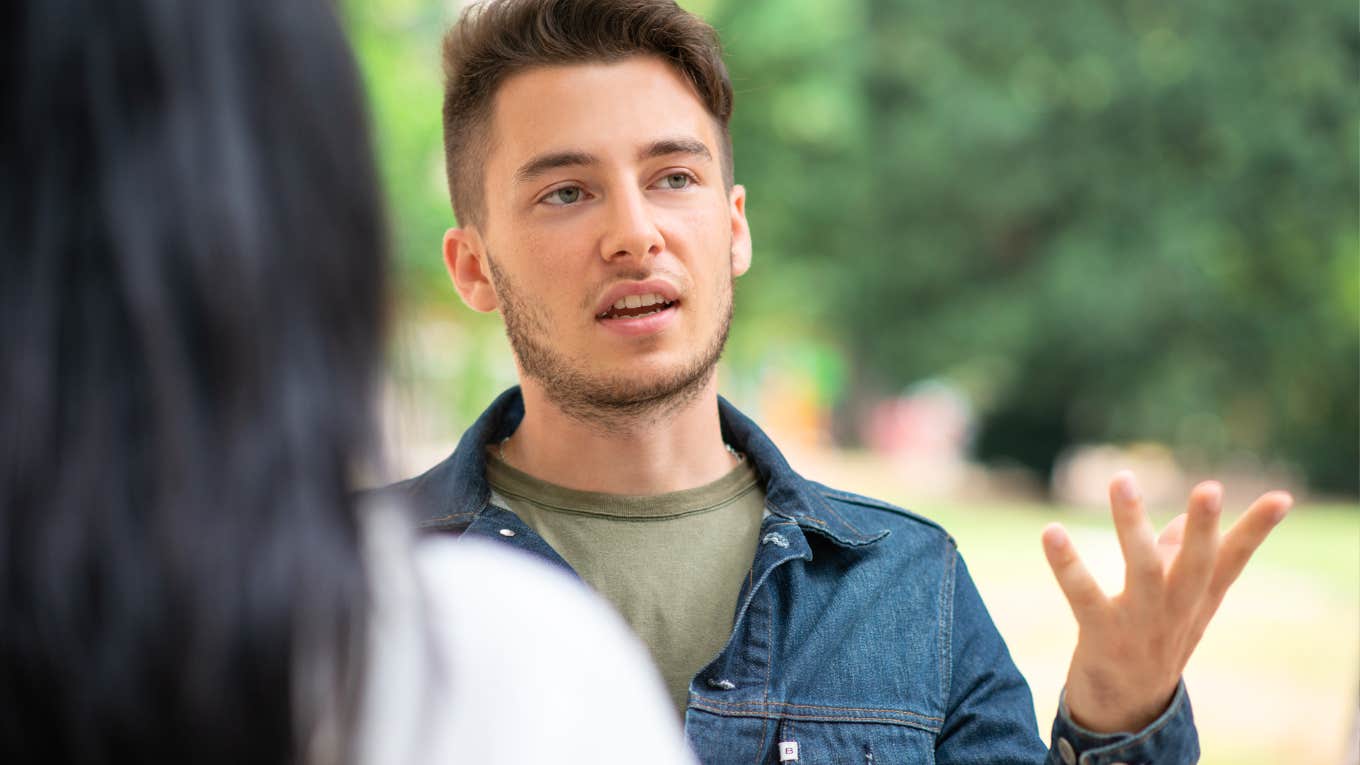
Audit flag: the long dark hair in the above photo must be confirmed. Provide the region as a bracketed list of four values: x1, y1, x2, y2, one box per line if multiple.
[1, 0, 386, 761]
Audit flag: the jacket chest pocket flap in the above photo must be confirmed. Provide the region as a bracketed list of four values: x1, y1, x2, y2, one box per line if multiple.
[766, 719, 935, 765]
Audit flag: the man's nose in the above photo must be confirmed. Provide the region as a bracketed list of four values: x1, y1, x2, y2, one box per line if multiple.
[600, 187, 664, 263]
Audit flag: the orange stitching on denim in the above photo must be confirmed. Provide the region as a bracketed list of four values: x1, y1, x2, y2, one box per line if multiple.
[753, 717, 766, 765]
[818, 499, 866, 536]
[757, 547, 778, 763]
[763, 583, 773, 705]
[818, 487, 901, 513]
[769, 498, 825, 529]
[691, 697, 943, 724]
[751, 587, 771, 765]
[939, 542, 956, 703]
[417, 511, 475, 526]
[690, 700, 941, 732]
[690, 702, 935, 724]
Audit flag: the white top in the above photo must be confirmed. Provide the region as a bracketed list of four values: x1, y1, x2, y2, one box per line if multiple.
[356, 503, 697, 765]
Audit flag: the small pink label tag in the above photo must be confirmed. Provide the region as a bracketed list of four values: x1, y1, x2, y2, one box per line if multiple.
[778, 741, 799, 762]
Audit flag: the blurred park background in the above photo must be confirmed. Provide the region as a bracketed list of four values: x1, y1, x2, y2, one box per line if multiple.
[345, 1, 1359, 762]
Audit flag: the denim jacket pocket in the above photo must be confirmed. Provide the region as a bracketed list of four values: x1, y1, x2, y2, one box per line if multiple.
[765, 719, 935, 765]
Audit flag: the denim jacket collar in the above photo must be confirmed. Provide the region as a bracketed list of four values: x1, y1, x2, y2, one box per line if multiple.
[715, 393, 889, 548]
[416, 387, 889, 550]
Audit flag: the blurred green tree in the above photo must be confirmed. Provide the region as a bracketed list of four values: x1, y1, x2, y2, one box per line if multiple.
[708, 0, 1358, 493]
[348, 0, 1358, 494]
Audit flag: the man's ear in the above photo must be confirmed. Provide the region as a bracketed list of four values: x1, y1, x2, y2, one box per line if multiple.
[443, 226, 499, 312]
[728, 184, 752, 277]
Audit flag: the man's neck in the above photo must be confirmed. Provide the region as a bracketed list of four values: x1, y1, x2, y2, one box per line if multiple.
[500, 376, 736, 495]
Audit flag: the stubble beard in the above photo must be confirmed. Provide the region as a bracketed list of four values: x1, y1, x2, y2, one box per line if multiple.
[487, 255, 733, 430]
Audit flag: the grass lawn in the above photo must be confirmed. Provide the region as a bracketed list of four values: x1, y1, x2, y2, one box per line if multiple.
[905, 499, 1359, 765]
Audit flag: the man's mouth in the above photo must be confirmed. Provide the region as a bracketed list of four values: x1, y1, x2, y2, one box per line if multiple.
[596, 292, 677, 320]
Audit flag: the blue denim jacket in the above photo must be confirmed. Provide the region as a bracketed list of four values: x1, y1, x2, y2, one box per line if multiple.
[390, 388, 1199, 764]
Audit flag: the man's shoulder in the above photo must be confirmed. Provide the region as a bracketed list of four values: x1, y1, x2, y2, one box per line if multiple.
[787, 481, 965, 623]
[803, 479, 958, 554]
[360, 455, 477, 532]
[360, 387, 524, 528]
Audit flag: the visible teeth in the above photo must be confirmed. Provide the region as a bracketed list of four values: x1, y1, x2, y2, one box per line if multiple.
[603, 293, 671, 318]
[616, 293, 664, 307]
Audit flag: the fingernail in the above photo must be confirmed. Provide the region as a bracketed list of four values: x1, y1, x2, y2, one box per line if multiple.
[1114, 472, 1141, 504]
[1198, 482, 1223, 512]
[1042, 523, 1068, 549]
[1269, 492, 1293, 524]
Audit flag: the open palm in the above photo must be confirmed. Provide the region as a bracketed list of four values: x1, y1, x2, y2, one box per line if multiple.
[1040, 471, 1293, 733]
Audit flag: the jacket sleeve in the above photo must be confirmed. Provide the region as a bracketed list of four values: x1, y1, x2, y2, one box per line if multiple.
[1048, 681, 1199, 765]
[935, 552, 1200, 765]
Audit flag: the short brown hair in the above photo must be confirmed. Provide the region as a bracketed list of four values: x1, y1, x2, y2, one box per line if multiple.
[441, 0, 735, 227]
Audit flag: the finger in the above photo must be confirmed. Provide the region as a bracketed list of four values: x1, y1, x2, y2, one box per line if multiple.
[1041, 523, 1107, 621]
[1158, 513, 1188, 548]
[1206, 491, 1293, 604]
[1157, 512, 1188, 572]
[1180, 491, 1293, 667]
[1165, 481, 1222, 614]
[1108, 471, 1163, 595]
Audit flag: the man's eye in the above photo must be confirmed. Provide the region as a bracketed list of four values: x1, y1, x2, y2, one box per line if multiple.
[662, 173, 693, 190]
[543, 186, 584, 205]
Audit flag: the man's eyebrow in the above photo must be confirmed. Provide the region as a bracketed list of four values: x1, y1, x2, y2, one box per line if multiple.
[514, 150, 599, 184]
[640, 137, 712, 163]
[513, 139, 712, 185]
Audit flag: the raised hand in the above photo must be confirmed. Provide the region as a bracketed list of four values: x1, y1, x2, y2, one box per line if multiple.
[1040, 470, 1293, 733]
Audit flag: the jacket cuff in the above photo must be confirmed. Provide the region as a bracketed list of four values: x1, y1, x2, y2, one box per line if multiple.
[1048, 679, 1200, 765]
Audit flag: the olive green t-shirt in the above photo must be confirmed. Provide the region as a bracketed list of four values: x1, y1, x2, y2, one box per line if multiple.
[485, 450, 766, 715]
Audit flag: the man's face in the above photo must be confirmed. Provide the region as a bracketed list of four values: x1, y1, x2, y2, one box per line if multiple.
[455, 56, 751, 419]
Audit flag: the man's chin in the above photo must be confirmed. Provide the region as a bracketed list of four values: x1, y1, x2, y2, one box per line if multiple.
[527, 361, 718, 423]
[510, 300, 732, 424]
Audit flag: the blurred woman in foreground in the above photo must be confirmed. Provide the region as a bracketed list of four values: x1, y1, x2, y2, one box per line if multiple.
[0, 1, 691, 762]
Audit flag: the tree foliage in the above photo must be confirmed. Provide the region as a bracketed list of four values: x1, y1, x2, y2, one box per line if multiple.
[707, 0, 1358, 491]
[349, 0, 1359, 493]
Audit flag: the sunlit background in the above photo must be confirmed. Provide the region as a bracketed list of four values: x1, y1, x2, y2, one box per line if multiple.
[345, 1, 1360, 762]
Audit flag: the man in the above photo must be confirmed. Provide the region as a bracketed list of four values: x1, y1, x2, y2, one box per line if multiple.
[389, 1, 1293, 762]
